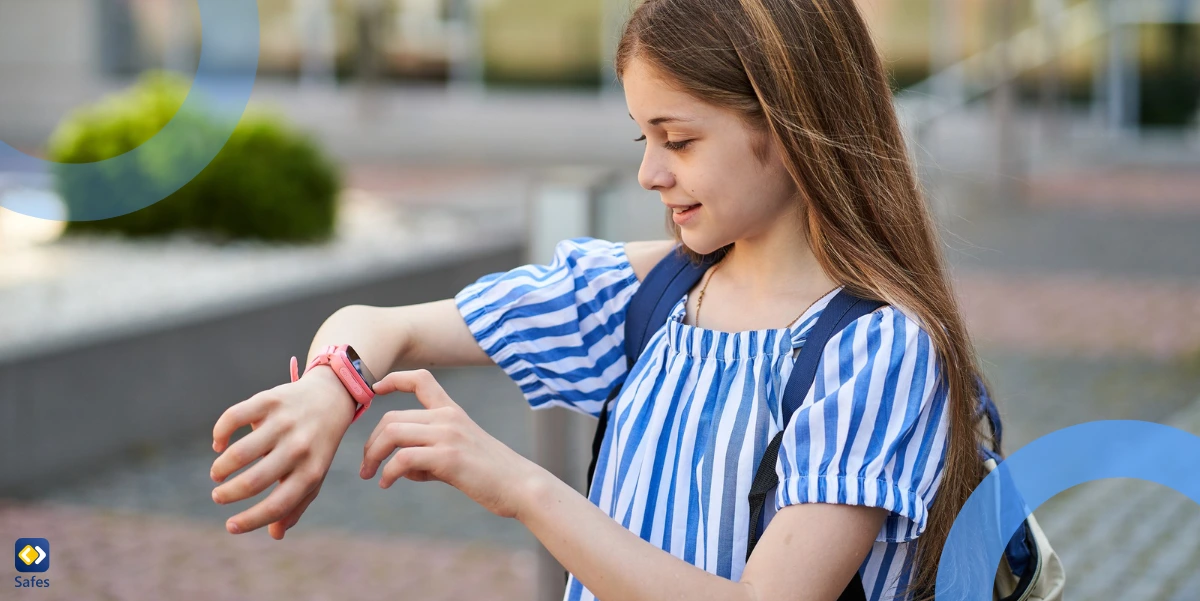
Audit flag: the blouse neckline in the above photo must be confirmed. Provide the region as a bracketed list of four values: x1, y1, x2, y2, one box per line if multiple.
[663, 287, 843, 360]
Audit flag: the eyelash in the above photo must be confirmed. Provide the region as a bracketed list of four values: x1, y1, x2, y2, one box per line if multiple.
[634, 134, 692, 151]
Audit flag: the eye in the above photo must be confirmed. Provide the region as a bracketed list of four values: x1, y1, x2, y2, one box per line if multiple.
[633, 134, 692, 151]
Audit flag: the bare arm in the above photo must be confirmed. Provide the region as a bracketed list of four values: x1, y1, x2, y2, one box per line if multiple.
[624, 239, 677, 283]
[311, 301, 493, 381]
[516, 458, 886, 601]
[368, 300, 493, 370]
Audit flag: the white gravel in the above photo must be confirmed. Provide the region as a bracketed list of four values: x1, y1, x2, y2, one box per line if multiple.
[0, 190, 526, 363]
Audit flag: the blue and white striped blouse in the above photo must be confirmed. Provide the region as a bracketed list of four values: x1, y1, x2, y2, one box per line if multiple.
[455, 238, 950, 601]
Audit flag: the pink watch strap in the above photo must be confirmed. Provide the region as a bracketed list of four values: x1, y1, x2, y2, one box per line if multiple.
[289, 346, 370, 422]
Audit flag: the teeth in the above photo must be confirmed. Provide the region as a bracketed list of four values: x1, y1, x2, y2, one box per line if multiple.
[672, 205, 697, 214]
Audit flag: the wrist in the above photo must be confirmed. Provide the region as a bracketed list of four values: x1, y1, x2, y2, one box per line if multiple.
[513, 461, 559, 526]
[300, 364, 357, 425]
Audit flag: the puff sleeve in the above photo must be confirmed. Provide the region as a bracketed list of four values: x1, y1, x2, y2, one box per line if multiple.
[454, 237, 640, 417]
[774, 306, 950, 543]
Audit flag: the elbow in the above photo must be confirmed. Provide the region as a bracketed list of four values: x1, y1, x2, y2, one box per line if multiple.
[740, 580, 762, 601]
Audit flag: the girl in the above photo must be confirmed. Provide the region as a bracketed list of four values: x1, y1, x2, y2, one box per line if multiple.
[209, 0, 995, 599]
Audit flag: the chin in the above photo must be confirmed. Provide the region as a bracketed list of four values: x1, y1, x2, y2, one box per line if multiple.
[677, 230, 730, 257]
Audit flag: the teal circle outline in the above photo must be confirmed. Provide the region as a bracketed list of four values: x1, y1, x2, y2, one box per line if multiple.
[0, 0, 260, 221]
[936, 420, 1200, 599]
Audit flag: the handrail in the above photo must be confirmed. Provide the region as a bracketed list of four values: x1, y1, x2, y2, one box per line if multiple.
[898, 0, 1200, 132]
[896, 0, 1109, 131]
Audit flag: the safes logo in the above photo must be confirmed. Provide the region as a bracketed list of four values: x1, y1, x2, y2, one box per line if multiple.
[14, 538, 49, 573]
[13, 538, 50, 589]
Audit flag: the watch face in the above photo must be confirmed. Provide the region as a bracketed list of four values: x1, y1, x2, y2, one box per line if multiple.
[344, 345, 378, 390]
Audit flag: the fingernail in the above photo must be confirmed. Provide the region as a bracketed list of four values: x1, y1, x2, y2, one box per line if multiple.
[228, 522, 241, 534]
[212, 441, 218, 452]
[211, 490, 221, 504]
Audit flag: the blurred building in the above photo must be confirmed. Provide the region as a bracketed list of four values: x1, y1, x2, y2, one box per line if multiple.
[1, 0, 1196, 146]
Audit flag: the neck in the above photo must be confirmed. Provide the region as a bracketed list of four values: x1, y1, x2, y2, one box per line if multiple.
[718, 220, 836, 299]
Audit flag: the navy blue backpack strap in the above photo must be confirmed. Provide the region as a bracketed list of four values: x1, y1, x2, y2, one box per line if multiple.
[624, 245, 721, 362]
[780, 291, 888, 420]
[745, 289, 885, 601]
[979, 380, 1003, 450]
[586, 245, 718, 492]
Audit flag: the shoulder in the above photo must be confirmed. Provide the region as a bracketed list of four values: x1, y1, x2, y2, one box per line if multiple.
[529, 237, 639, 279]
[622, 240, 678, 283]
[457, 237, 638, 310]
[826, 304, 938, 371]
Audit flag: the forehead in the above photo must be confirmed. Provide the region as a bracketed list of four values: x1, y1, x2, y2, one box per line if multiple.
[623, 57, 719, 123]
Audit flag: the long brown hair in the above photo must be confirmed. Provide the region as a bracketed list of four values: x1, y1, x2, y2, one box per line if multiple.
[616, 0, 996, 598]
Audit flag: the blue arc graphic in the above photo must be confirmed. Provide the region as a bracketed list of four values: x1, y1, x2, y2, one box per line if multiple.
[0, 0, 259, 221]
[937, 420, 1200, 599]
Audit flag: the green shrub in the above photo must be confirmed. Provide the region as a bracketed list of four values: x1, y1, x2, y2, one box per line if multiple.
[46, 70, 340, 244]
[1140, 24, 1200, 128]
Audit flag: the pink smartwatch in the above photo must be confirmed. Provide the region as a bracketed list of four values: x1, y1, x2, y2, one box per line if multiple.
[289, 344, 377, 422]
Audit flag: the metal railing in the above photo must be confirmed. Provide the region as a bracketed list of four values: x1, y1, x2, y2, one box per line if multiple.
[527, 166, 622, 601]
[902, 0, 1200, 134]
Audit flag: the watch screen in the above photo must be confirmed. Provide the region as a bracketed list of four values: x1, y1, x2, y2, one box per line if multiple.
[345, 346, 378, 389]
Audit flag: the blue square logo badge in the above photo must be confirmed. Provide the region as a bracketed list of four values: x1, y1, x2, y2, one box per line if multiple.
[15, 538, 49, 573]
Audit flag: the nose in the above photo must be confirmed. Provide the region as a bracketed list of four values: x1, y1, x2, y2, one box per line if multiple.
[637, 148, 675, 192]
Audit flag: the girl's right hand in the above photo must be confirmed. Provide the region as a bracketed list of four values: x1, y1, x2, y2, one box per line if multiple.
[210, 366, 357, 539]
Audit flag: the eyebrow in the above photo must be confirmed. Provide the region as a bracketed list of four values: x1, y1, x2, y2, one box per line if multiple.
[629, 113, 695, 126]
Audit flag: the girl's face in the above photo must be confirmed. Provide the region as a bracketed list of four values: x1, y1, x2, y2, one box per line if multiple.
[624, 56, 800, 255]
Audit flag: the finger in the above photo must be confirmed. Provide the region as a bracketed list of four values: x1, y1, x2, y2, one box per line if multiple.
[371, 369, 458, 410]
[225, 472, 315, 535]
[210, 421, 283, 483]
[362, 422, 440, 479]
[213, 392, 276, 452]
[363, 409, 437, 457]
[287, 479, 323, 528]
[271, 477, 323, 540]
[379, 447, 440, 489]
[212, 443, 309, 505]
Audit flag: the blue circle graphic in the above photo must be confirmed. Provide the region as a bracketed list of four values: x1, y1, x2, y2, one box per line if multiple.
[0, 0, 260, 221]
[937, 420, 1200, 599]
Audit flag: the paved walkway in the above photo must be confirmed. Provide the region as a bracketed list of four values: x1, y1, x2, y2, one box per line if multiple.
[1, 501, 535, 601]
[1037, 399, 1200, 601]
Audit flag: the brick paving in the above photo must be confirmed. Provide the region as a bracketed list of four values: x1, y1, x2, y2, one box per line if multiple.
[1028, 169, 1200, 214]
[1, 501, 535, 601]
[955, 271, 1200, 361]
[1035, 398, 1200, 601]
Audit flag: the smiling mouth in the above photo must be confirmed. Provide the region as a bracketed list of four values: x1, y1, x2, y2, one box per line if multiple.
[672, 204, 700, 214]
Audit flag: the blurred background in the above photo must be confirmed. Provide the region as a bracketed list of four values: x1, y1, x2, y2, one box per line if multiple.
[1, 0, 1199, 599]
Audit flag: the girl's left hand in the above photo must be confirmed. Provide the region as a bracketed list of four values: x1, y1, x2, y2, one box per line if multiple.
[360, 369, 543, 519]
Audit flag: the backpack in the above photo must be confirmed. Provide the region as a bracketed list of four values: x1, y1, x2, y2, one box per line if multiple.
[575, 244, 1065, 601]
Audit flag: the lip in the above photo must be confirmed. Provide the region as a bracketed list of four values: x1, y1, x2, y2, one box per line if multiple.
[669, 203, 701, 226]
[664, 202, 700, 211]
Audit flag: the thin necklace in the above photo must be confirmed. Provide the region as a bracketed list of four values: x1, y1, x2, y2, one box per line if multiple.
[694, 259, 829, 330]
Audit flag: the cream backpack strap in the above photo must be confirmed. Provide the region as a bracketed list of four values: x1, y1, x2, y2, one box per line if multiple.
[984, 458, 1067, 601]
[1021, 514, 1065, 601]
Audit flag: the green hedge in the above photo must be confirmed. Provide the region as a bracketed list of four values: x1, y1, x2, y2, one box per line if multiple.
[1140, 24, 1199, 128]
[46, 70, 340, 244]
